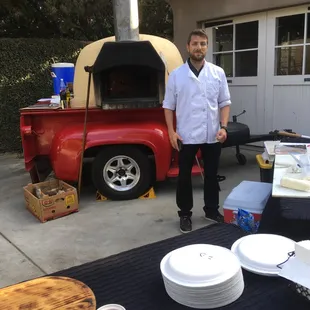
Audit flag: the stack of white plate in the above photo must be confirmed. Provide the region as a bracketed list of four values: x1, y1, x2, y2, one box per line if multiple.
[231, 234, 296, 276]
[160, 244, 244, 309]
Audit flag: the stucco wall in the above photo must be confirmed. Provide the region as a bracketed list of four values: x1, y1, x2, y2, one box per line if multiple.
[168, 0, 309, 59]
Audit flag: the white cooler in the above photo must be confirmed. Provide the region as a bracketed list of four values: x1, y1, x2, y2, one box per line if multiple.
[223, 181, 272, 227]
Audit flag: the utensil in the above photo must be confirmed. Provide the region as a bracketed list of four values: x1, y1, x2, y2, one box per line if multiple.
[276, 131, 310, 140]
[78, 65, 93, 198]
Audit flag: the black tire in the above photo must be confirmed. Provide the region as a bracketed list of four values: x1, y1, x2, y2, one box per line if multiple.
[92, 146, 152, 200]
[236, 153, 247, 165]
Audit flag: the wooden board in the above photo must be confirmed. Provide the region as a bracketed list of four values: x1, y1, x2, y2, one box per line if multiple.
[0, 276, 96, 310]
[272, 154, 310, 198]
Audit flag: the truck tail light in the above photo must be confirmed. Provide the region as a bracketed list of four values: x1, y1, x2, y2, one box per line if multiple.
[21, 125, 32, 136]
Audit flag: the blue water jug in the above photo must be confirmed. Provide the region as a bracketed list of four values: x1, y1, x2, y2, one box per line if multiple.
[51, 63, 75, 95]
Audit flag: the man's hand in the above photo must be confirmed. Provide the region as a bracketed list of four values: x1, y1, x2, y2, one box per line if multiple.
[168, 130, 182, 150]
[216, 128, 227, 143]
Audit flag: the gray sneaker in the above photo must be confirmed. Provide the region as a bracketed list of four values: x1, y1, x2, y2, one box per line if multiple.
[203, 206, 224, 223]
[205, 211, 224, 223]
[180, 216, 192, 233]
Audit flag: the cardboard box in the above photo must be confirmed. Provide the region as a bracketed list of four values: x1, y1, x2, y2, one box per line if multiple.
[23, 179, 79, 223]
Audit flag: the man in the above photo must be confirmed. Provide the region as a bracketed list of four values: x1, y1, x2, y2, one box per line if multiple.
[163, 29, 231, 233]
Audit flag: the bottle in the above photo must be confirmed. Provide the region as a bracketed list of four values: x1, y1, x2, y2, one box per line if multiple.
[66, 87, 71, 108]
[59, 79, 67, 109]
[59, 79, 66, 94]
[60, 89, 67, 109]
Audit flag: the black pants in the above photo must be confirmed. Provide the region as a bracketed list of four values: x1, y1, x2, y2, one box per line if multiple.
[176, 143, 222, 217]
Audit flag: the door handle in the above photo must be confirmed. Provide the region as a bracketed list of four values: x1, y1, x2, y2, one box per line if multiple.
[227, 79, 232, 84]
[304, 78, 310, 82]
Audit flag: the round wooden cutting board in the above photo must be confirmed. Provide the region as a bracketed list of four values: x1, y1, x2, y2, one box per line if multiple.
[0, 276, 96, 309]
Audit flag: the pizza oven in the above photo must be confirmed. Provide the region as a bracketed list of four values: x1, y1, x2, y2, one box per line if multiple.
[92, 40, 166, 109]
[71, 0, 184, 109]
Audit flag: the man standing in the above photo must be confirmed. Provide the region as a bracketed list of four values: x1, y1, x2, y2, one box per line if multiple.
[163, 29, 231, 233]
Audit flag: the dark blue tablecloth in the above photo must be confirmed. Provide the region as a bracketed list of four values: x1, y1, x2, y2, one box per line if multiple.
[51, 223, 309, 309]
[259, 195, 310, 241]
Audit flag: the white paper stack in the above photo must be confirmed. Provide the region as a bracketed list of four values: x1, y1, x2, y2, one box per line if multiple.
[160, 244, 244, 309]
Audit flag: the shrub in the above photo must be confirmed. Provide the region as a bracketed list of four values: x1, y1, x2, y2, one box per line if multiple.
[0, 38, 88, 152]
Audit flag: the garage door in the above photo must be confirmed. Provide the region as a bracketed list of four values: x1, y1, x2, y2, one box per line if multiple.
[204, 13, 267, 134]
[205, 5, 310, 136]
[265, 6, 310, 135]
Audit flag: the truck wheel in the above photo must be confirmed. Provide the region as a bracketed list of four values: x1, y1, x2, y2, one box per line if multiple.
[92, 146, 152, 200]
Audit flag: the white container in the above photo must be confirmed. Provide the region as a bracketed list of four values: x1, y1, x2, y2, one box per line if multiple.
[223, 181, 272, 225]
[97, 305, 126, 310]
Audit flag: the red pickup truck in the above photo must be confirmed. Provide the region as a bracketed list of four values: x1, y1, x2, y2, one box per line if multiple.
[20, 107, 188, 200]
[20, 35, 250, 201]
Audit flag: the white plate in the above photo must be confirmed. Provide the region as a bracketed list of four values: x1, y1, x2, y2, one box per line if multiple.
[231, 234, 295, 276]
[160, 244, 245, 308]
[162, 268, 244, 308]
[97, 305, 125, 310]
[160, 244, 241, 287]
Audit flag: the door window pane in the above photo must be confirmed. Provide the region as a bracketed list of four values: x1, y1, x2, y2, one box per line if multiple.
[275, 46, 303, 75]
[276, 14, 305, 46]
[235, 51, 258, 77]
[306, 45, 310, 74]
[235, 21, 259, 50]
[214, 25, 233, 52]
[307, 13, 310, 44]
[214, 53, 233, 77]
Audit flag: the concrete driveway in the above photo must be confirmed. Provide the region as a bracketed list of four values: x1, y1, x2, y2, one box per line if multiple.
[0, 146, 261, 288]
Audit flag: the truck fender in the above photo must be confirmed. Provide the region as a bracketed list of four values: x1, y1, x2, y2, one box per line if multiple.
[49, 122, 172, 182]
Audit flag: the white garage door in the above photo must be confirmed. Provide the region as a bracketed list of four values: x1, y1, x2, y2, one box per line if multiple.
[265, 6, 310, 136]
[205, 4, 310, 136]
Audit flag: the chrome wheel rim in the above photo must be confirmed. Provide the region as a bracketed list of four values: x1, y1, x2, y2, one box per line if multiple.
[103, 155, 141, 192]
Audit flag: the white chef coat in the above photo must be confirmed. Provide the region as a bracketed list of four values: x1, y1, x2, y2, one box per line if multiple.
[163, 60, 231, 144]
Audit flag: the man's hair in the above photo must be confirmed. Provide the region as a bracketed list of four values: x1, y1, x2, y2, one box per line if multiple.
[187, 29, 208, 45]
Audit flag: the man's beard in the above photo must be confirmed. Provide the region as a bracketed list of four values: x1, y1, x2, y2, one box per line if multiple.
[189, 51, 205, 61]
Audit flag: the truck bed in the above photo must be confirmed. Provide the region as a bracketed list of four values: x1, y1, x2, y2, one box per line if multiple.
[20, 107, 168, 182]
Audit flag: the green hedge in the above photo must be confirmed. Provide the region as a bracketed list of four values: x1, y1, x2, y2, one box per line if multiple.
[0, 38, 88, 152]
